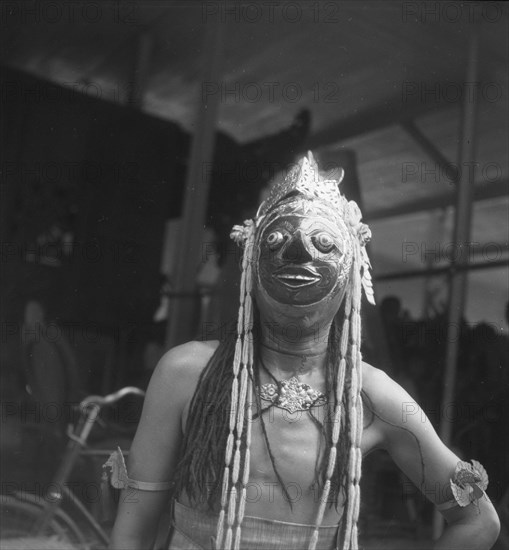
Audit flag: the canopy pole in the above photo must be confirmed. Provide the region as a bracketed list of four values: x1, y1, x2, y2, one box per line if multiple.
[128, 29, 153, 108]
[433, 26, 480, 540]
[166, 21, 225, 349]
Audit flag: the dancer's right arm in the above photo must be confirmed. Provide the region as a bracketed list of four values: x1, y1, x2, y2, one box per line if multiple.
[109, 341, 215, 550]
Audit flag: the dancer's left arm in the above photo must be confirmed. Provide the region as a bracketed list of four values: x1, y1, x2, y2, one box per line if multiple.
[363, 363, 500, 550]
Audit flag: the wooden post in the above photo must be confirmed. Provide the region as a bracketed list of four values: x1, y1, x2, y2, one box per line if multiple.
[421, 209, 446, 318]
[128, 30, 153, 108]
[165, 21, 225, 349]
[433, 27, 480, 540]
[110, 29, 153, 390]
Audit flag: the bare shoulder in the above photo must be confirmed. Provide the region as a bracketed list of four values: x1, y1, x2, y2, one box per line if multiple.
[361, 361, 418, 434]
[152, 339, 220, 399]
[157, 339, 219, 374]
[132, 340, 220, 451]
[361, 361, 400, 403]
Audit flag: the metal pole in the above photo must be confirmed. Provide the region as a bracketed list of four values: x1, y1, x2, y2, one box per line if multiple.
[166, 21, 225, 349]
[433, 27, 480, 540]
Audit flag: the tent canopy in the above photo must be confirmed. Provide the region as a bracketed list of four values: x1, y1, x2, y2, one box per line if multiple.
[1, 0, 507, 324]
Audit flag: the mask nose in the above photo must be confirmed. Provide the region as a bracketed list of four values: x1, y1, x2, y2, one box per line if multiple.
[282, 230, 313, 263]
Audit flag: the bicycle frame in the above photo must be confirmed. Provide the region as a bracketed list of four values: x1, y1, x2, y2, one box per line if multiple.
[12, 489, 89, 544]
[28, 387, 145, 545]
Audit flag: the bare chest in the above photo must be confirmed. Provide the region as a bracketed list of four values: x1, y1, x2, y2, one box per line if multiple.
[249, 405, 324, 503]
[181, 392, 382, 523]
[249, 402, 380, 489]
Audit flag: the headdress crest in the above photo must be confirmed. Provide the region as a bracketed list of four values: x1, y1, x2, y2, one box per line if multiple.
[256, 151, 346, 217]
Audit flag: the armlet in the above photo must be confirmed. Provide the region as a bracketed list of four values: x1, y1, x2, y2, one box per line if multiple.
[437, 459, 489, 512]
[102, 447, 172, 492]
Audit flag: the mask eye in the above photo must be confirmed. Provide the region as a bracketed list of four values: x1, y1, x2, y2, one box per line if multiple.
[312, 232, 335, 253]
[266, 230, 285, 250]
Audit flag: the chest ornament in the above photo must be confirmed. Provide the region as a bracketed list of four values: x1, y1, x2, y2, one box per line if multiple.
[258, 377, 328, 413]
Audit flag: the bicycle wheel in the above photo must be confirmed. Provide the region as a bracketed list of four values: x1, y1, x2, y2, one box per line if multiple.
[0, 495, 85, 549]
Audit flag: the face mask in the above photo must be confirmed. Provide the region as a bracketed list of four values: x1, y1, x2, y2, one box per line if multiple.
[255, 198, 353, 307]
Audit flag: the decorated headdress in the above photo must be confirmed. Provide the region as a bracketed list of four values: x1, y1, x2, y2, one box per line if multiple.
[217, 152, 375, 550]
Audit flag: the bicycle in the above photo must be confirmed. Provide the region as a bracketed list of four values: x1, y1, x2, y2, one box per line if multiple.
[0, 386, 145, 550]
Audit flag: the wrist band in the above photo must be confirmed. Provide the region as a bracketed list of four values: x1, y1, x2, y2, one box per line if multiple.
[102, 447, 173, 492]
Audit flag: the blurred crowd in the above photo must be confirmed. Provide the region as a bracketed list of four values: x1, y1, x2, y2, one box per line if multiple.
[379, 296, 509, 504]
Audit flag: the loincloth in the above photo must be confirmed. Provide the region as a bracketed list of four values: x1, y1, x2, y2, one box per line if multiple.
[168, 500, 340, 550]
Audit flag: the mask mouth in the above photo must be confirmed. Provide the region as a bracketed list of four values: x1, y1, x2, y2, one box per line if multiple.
[272, 265, 321, 288]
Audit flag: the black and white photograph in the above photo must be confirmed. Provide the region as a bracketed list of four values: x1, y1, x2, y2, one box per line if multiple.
[0, 1, 508, 549]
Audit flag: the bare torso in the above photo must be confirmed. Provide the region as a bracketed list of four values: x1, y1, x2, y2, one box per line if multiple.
[179, 341, 383, 525]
